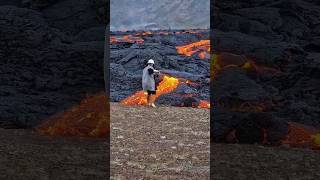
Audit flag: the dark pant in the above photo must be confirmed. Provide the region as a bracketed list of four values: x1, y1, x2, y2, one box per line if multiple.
[147, 90, 156, 95]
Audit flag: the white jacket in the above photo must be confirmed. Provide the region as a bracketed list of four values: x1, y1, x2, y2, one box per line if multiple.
[142, 65, 159, 91]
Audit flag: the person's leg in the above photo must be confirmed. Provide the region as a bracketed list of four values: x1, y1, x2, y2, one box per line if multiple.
[150, 92, 157, 107]
[147, 94, 151, 106]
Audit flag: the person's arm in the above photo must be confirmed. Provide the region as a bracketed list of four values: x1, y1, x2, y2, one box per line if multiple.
[148, 68, 154, 75]
[153, 69, 160, 75]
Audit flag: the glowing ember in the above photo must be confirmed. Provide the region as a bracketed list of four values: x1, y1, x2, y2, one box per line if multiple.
[36, 92, 109, 138]
[198, 100, 210, 109]
[176, 40, 210, 59]
[183, 79, 199, 87]
[121, 75, 180, 105]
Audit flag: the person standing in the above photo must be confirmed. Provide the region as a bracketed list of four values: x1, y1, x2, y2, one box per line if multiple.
[142, 59, 160, 107]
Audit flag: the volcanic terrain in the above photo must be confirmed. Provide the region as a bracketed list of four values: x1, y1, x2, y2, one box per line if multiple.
[212, 0, 320, 149]
[110, 29, 210, 108]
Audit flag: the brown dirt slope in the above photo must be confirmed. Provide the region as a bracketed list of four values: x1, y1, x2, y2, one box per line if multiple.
[110, 103, 210, 179]
[111, 103, 320, 179]
[0, 129, 108, 180]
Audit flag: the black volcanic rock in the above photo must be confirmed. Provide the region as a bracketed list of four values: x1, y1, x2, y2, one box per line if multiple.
[110, 30, 210, 108]
[212, 68, 270, 104]
[0, 3, 106, 128]
[212, 0, 320, 142]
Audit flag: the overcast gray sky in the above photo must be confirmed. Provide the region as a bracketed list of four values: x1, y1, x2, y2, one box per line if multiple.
[110, 0, 210, 31]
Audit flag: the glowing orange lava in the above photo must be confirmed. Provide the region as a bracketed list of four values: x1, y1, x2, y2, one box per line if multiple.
[110, 35, 144, 44]
[142, 31, 153, 36]
[121, 75, 180, 105]
[176, 40, 210, 59]
[110, 30, 209, 45]
[212, 53, 281, 77]
[121, 75, 209, 109]
[36, 92, 109, 138]
[242, 60, 281, 75]
[198, 51, 207, 59]
[282, 122, 320, 150]
[198, 100, 210, 109]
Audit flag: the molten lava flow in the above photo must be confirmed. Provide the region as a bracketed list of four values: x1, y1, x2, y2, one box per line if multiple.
[110, 36, 118, 43]
[176, 40, 210, 59]
[198, 100, 210, 109]
[212, 53, 281, 78]
[111, 30, 209, 45]
[120, 91, 148, 105]
[198, 52, 207, 59]
[282, 122, 320, 150]
[121, 75, 210, 109]
[36, 92, 109, 138]
[142, 31, 152, 36]
[211, 53, 282, 112]
[241, 60, 281, 75]
[110, 35, 144, 44]
[121, 75, 180, 105]
[122, 35, 133, 43]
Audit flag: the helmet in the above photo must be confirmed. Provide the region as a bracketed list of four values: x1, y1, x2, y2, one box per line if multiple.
[147, 59, 155, 64]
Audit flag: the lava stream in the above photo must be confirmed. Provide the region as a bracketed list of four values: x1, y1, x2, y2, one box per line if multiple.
[198, 100, 210, 109]
[36, 92, 109, 138]
[121, 75, 210, 109]
[121, 75, 180, 105]
[282, 122, 320, 150]
[176, 40, 210, 59]
[110, 35, 144, 44]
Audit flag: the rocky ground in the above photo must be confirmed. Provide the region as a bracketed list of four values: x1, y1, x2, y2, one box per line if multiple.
[110, 103, 210, 179]
[0, 128, 108, 180]
[66, 102, 320, 180]
[1, 125, 319, 179]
